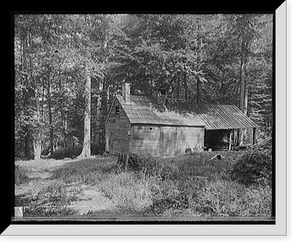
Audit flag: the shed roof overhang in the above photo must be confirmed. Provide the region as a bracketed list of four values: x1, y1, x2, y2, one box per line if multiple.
[192, 103, 259, 130]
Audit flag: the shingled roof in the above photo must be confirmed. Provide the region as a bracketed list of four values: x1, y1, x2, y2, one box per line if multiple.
[112, 94, 258, 130]
[115, 95, 205, 127]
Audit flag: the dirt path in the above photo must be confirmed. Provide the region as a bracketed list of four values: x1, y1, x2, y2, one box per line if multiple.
[15, 157, 117, 216]
[68, 184, 116, 215]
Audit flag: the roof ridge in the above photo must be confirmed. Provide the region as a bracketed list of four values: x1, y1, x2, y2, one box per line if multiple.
[115, 94, 205, 127]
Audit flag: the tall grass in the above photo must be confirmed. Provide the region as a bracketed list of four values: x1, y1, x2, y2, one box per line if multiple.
[97, 172, 153, 213]
[51, 156, 118, 184]
[189, 179, 272, 217]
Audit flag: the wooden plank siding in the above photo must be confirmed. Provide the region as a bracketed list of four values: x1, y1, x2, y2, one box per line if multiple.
[105, 99, 131, 155]
[130, 125, 204, 157]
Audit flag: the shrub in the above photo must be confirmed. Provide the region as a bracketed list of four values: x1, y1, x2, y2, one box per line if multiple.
[91, 142, 105, 155]
[117, 153, 162, 178]
[231, 137, 272, 186]
[50, 146, 82, 160]
[231, 146, 272, 186]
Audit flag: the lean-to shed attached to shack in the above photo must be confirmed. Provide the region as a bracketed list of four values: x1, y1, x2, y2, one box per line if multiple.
[192, 103, 259, 150]
[105, 83, 205, 157]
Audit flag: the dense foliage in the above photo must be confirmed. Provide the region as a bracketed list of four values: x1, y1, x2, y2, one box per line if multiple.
[14, 14, 273, 159]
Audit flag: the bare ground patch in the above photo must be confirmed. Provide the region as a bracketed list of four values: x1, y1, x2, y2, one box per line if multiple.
[15, 156, 119, 217]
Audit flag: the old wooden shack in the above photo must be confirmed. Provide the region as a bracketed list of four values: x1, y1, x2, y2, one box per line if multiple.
[105, 83, 258, 156]
[105, 83, 205, 156]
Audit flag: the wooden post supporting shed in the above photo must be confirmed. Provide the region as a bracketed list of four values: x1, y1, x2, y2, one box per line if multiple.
[228, 129, 233, 151]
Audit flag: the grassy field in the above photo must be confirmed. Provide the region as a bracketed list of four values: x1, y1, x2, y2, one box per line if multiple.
[15, 150, 272, 220]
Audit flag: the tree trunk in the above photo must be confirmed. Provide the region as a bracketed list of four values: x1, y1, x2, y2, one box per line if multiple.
[176, 73, 180, 99]
[47, 78, 54, 155]
[79, 65, 91, 157]
[94, 77, 103, 149]
[94, 35, 109, 154]
[239, 21, 247, 146]
[196, 19, 201, 104]
[33, 95, 42, 160]
[57, 59, 68, 149]
[33, 135, 42, 160]
[23, 87, 31, 158]
[239, 39, 246, 113]
[30, 32, 42, 160]
[240, 85, 249, 146]
[100, 76, 108, 150]
[184, 71, 188, 101]
[24, 125, 31, 159]
[21, 37, 31, 159]
[196, 77, 201, 104]
[244, 84, 248, 116]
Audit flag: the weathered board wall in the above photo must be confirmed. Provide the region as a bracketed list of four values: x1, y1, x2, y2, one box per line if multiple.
[130, 124, 204, 157]
[105, 99, 131, 154]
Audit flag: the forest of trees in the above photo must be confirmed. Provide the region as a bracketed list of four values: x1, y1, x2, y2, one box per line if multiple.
[14, 13, 273, 160]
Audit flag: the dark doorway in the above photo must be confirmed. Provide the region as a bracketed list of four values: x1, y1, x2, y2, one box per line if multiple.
[204, 129, 231, 151]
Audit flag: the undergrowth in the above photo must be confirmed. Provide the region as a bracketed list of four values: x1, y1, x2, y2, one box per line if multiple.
[15, 165, 30, 185]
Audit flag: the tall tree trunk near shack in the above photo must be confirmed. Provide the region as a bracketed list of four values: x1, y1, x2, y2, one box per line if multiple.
[239, 38, 246, 115]
[24, 126, 31, 159]
[238, 18, 247, 146]
[96, 36, 109, 153]
[196, 77, 201, 104]
[196, 19, 202, 104]
[93, 77, 102, 147]
[33, 90, 42, 160]
[30, 31, 42, 161]
[20, 35, 32, 159]
[33, 134, 42, 160]
[100, 77, 108, 149]
[47, 78, 54, 155]
[79, 65, 92, 158]
[23, 86, 31, 159]
[184, 71, 188, 101]
[176, 73, 180, 99]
